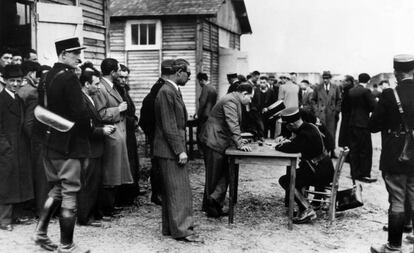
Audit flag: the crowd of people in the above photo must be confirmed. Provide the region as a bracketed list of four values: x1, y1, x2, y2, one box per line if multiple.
[0, 37, 413, 253]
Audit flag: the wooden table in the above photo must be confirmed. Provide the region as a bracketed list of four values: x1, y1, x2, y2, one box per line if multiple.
[225, 142, 300, 230]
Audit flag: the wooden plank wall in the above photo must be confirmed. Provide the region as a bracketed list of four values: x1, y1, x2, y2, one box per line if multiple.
[127, 50, 160, 115]
[80, 0, 106, 66]
[201, 20, 219, 91]
[109, 20, 126, 64]
[40, 0, 74, 5]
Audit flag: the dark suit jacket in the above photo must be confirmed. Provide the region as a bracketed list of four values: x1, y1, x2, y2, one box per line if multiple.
[200, 92, 243, 154]
[83, 94, 104, 158]
[369, 79, 414, 173]
[197, 84, 217, 125]
[40, 62, 91, 159]
[153, 80, 187, 159]
[348, 84, 377, 128]
[0, 90, 33, 203]
[18, 77, 38, 137]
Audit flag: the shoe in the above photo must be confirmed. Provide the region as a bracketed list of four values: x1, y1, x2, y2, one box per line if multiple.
[205, 197, 220, 218]
[362, 177, 377, 183]
[406, 234, 414, 243]
[14, 216, 33, 225]
[292, 208, 317, 224]
[79, 219, 102, 228]
[310, 201, 322, 211]
[220, 206, 229, 217]
[32, 234, 58, 251]
[0, 224, 13, 231]
[57, 243, 90, 253]
[383, 225, 413, 233]
[177, 234, 205, 243]
[370, 243, 402, 253]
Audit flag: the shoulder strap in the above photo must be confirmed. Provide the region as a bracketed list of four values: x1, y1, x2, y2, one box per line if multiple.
[392, 88, 410, 132]
[43, 70, 65, 108]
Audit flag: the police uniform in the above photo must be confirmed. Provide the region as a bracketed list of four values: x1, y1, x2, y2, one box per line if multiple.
[369, 55, 414, 253]
[276, 108, 334, 224]
[32, 37, 91, 253]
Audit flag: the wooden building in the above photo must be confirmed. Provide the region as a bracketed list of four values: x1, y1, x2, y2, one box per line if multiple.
[0, 0, 109, 66]
[109, 0, 252, 116]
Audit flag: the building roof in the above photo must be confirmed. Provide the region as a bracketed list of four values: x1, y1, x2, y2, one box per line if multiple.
[110, 0, 252, 34]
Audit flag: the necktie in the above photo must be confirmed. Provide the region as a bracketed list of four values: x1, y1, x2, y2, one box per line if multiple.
[178, 87, 183, 99]
[325, 84, 329, 93]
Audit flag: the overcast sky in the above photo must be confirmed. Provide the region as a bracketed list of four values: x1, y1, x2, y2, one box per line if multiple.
[241, 0, 414, 76]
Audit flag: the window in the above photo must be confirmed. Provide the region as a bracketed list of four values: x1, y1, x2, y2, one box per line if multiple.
[126, 20, 161, 50]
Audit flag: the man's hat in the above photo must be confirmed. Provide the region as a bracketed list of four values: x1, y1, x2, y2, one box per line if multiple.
[3, 64, 23, 79]
[227, 73, 238, 79]
[55, 37, 86, 56]
[281, 107, 301, 123]
[393, 54, 414, 72]
[322, 71, 332, 79]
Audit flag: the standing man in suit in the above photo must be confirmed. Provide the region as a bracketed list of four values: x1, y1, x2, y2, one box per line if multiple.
[348, 73, 377, 183]
[154, 59, 203, 242]
[92, 58, 133, 218]
[311, 71, 342, 158]
[77, 63, 115, 227]
[0, 65, 33, 231]
[32, 37, 91, 252]
[197, 72, 217, 132]
[199, 83, 253, 217]
[370, 55, 414, 253]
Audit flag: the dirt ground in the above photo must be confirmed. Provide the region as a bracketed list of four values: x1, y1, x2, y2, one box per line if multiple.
[1, 133, 414, 253]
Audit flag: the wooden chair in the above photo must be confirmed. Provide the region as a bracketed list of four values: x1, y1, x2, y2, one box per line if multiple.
[304, 147, 350, 223]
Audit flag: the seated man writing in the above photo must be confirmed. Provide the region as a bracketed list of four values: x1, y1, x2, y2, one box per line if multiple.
[275, 107, 334, 224]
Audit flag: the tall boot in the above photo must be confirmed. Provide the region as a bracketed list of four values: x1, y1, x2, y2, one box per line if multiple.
[32, 197, 60, 251]
[57, 208, 90, 253]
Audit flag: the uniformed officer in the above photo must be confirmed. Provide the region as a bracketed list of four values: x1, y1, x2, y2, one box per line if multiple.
[32, 37, 91, 253]
[276, 107, 334, 224]
[370, 55, 414, 253]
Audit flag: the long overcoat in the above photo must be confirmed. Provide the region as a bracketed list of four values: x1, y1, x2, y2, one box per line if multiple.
[92, 78, 132, 186]
[0, 89, 33, 204]
[311, 83, 342, 144]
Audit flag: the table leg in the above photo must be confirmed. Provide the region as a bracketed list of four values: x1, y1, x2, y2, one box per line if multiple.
[284, 166, 291, 207]
[234, 164, 239, 204]
[288, 158, 297, 230]
[229, 157, 236, 224]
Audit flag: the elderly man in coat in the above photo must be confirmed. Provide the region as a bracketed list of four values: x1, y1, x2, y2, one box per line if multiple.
[0, 64, 33, 231]
[93, 58, 133, 217]
[199, 83, 253, 217]
[311, 71, 342, 157]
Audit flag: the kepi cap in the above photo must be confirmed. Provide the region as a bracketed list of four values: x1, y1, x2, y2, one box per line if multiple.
[393, 54, 414, 72]
[55, 37, 86, 56]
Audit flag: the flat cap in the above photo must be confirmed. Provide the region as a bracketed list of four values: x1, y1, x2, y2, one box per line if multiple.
[393, 54, 414, 72]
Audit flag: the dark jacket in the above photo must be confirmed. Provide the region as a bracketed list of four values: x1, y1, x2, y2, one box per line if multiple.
[369, 79, 414, 173]
[349, 84, 377, 128]
[276, 122, 334, 185]
[39, 62, 91, 159]
[197, 84, 217, 126]
[0, 90, 33, 204]
[153, 80, 187, 159]
[83, 94, 104, 158]
[338, 83, 353, 147]
[200, 92, 244, 154]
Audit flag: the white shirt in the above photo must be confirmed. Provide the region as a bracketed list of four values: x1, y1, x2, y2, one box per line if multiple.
[85, 93, 95, 107]
[5, 88, 15, 99]
[102, 77, 114, 89]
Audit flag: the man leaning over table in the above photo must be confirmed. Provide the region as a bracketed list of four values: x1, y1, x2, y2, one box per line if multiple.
[199, 82, 253, 218]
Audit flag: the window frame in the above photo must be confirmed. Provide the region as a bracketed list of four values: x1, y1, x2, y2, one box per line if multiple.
[125, 19, 162, 50]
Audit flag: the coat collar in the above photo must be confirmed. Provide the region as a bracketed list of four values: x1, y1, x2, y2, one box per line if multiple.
[0, 89, 21, 118]
[100, 77, 123, 103]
